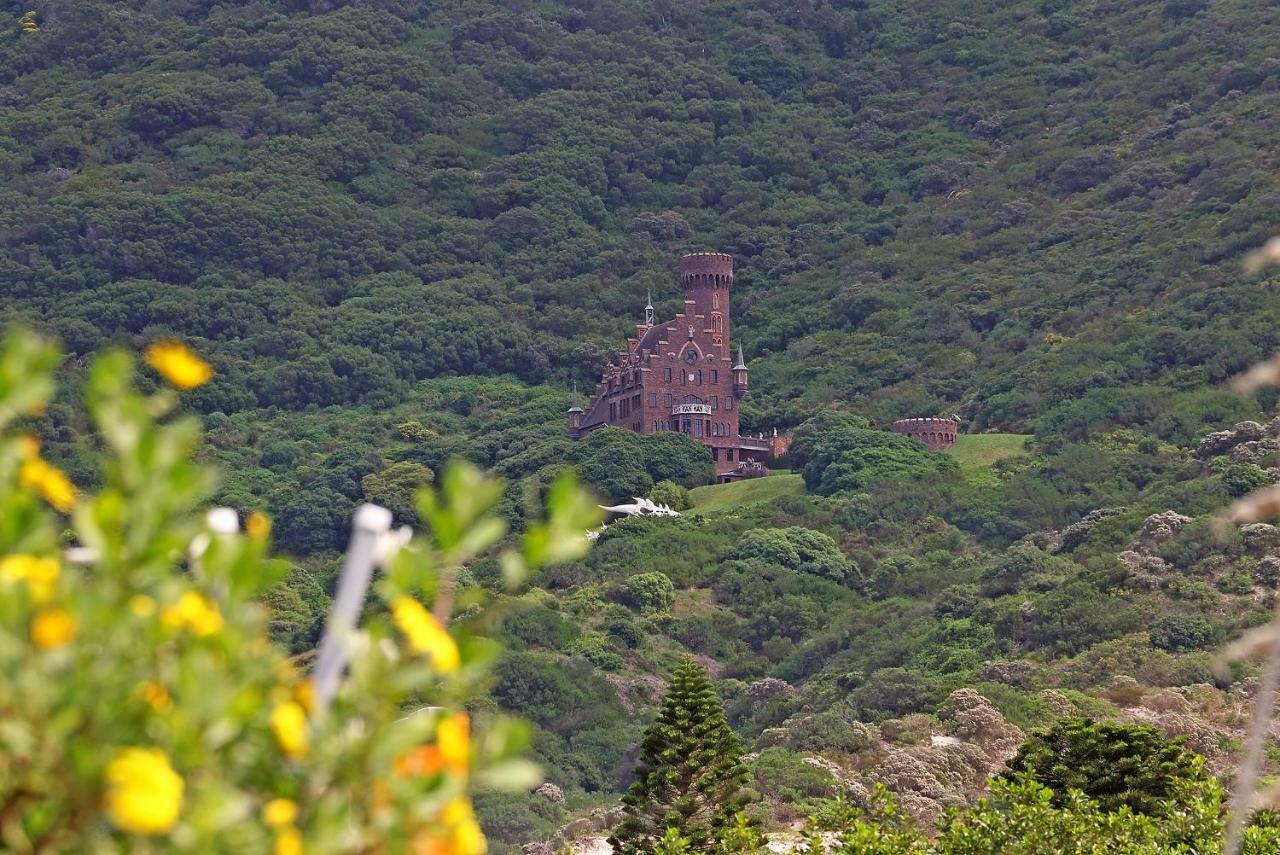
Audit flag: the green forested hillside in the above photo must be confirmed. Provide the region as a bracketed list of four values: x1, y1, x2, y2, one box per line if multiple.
[6, 1, 1280, 850]
[3, 0, 1279, 436]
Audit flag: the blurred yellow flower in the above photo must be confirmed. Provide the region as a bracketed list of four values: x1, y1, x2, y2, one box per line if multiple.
[293, 679, 315, 713]
[275, 825, 303, 855]
[396, 744, 443, 777]
[161, 591, 223, 636]
[140, 681, 172, 713]
[246, 511, 272, 539]
[263, 798, 298, 828]
[103, 748, 183, 836]
[129, 594, 156, 617]
[0, 554, 59, 603]
[19, 456, 76, 513]
[391, 596, 459, 674]
[413, 799, 486, 855]
[144, 341, 213, 389]
[16, 433, 39, 459]
[396, 712, 470, 779]
[270, 702, 310, 759]
[437, 713, 470, 777]
[444, 798, 486, 855]
[31, 607, 76, 648]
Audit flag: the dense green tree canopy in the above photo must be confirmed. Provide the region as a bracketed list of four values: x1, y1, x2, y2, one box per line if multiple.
[2, 0, 1278, 446]
[1002, 717, 1209, 816]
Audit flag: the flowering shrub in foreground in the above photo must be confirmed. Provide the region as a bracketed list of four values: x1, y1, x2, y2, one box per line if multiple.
[0, 330, 600, 852]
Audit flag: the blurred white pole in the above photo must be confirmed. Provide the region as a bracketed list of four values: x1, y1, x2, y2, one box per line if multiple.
[311, 504, 393, 716]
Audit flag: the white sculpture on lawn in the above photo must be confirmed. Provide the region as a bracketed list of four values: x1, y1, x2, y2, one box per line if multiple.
[586, 496, 681, 540]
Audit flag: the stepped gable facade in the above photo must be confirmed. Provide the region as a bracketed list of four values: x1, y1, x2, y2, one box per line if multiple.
[891, 417, 959, 452]
[568, 252, 772, 480]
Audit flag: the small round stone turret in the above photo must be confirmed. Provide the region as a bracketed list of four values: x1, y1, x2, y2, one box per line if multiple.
[891, 417, 959, 452]
[733, 344, 748, 398]
[567, 383, 585, 439]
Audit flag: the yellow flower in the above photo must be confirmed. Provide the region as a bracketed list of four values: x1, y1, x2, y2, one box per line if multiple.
[160, 591, 223, 636]
[19, 457, 76, 513]
[145, 341, 213, 389]
[263, 798, 298, 828]
[0, 554, 59, 603]
[31, 607, 76, 649]
[436, 712, 470, 777]
[391, 596, 459, 674]
[413, 799, 487, 855]
[270, 702, 310, 759]
[16, 433, 39, 459]
[129, 594, 156, 617]
[103, 748, 183, 836]
[275, 825, 303, 855]
[396, 711, 470, 779]
[140, 681, 172, 713]
[440, 798, 487, 855]
[293, 680, 315, 713]
[246, 511, 272, 539]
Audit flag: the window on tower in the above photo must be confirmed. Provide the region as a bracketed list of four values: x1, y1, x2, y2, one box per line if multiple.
[648, 393, 657, 407]
[711, 369, 718, 384]
[664, 367, 672, 381]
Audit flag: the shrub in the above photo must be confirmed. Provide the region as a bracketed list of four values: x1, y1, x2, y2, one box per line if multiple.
[0, 330, 602, 851]
[790, 413, 958, 496]
[619, 571, 676, 614]
[751, 747, 836, 807]
[1149, 614, 1220, 652]
[1002, 717, 1209, 815]
[734, 527, 852, 582]
[850, 668, 943, 721]
[1224, 463, 1270, 498]
[648, 479, 692, 511]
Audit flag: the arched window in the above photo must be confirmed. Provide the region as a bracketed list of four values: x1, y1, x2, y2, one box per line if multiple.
[711, 313, 722, 333]
[697, 370, 702, 384]
[713, 291, 719, 309]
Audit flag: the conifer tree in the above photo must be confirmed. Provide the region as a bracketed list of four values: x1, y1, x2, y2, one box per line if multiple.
[609, 657, 751, 854]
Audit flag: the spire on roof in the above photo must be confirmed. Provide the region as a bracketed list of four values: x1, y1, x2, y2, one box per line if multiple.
[733, 345, 747, 371]
[644, 290, 654, 327]
[567, 381, 584, 413]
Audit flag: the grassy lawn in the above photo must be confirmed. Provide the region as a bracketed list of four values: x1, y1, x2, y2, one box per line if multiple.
[948, 434, 1030, 484]
[687, 471, 805, 514]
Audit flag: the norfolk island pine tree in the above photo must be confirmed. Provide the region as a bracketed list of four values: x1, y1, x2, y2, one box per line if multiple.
[609, 657, 753, 853]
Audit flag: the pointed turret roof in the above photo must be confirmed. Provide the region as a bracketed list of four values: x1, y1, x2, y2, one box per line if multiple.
[567, 382, 584, 414]
[733, 345, 747, 371]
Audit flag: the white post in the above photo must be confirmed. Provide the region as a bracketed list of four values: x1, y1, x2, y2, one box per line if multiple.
[310, 504, 393, 715]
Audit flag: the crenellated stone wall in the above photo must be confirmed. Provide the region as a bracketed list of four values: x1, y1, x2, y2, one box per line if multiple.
[891, 418, 959, 452]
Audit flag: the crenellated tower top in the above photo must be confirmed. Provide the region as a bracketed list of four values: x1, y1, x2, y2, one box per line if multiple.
[679, 252, 734, 289]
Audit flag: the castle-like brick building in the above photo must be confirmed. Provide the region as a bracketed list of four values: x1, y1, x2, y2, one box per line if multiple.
[568, 252, 773, 480]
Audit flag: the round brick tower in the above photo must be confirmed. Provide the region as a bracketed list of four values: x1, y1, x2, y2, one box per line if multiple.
[891, 417, 959, 452]
[680, 252, 733, 346]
